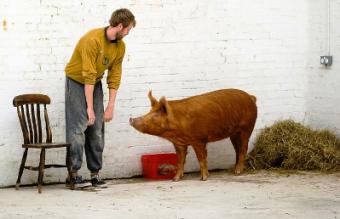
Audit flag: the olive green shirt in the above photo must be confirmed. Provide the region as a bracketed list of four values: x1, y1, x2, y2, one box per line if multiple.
[65, 27, 125, 90]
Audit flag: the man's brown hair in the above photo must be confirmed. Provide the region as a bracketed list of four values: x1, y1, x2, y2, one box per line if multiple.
[109, 8, 136, 28]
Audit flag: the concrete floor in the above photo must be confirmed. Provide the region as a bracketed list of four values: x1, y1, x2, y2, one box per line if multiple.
[0, 171, 339, 219]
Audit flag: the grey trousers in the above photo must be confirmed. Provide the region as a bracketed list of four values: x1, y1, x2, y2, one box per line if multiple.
[65, 77, 104, 173]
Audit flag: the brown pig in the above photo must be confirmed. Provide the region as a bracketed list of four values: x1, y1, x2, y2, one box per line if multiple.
[129, 89, 257, 181]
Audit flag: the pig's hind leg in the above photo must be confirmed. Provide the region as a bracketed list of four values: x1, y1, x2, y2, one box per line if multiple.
[230, 133, 241, 171]
[173, 145, 188, 182]
[230, 131, 250, 175]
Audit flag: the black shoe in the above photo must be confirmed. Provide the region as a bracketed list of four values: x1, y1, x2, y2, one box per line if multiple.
[66, 176, 92, 189]
[91, 174, 108, 188]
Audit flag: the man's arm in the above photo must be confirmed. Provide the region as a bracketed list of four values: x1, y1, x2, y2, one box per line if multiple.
[85, 84, 95, 125]
[105, 42, 125, 122]
[104, 89, 117, 122]
[81, 38, 99, 126]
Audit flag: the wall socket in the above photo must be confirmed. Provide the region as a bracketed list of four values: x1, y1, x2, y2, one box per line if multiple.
[320, 56, 333, 66]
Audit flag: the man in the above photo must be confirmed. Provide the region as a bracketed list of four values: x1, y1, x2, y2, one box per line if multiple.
[65, 8, 136, 189]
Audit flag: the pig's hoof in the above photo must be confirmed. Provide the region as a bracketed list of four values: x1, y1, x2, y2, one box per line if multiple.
[234, 168, 243, 175]
[200, 172, 209, 181]
[200, 176, 208, 181]
[172, 175, 182, 182]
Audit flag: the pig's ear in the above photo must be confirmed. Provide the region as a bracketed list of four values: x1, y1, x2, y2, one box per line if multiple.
[159, 96, 170, 114]
[148, 90, 157, 107]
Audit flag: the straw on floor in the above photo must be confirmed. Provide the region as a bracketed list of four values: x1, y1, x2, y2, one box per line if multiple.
[246, 120, 340, 171]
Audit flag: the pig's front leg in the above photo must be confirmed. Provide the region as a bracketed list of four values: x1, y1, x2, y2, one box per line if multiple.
[173, 145, 188, 182]
[192, 143, 209, 181]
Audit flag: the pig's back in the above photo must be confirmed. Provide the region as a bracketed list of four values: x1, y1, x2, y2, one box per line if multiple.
[169, 89, 257, 141]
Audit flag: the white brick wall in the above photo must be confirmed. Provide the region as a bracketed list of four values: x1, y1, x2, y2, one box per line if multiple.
[305, 0, 340, 133]
[0, 0, 339, 186]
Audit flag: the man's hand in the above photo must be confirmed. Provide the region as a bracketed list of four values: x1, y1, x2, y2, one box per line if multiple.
[104, 105, 114, 122]
[87, 108, 96, 126]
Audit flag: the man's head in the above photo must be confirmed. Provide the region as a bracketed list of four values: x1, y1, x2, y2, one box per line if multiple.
[109, 8, 136, 40]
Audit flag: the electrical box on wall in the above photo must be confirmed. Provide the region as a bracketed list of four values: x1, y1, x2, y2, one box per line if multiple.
[320, 56, 333, 66]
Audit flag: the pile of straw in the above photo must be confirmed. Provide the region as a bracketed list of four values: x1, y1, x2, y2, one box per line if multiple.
[246, 120, 340, 171]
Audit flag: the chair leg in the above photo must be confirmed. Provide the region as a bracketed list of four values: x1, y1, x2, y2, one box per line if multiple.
[37, 148, 46, 193]
[16, 148, 28, 190]
[66, 146, 74, 190]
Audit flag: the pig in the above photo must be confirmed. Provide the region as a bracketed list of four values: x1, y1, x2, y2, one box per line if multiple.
[129, 89, 257, 181]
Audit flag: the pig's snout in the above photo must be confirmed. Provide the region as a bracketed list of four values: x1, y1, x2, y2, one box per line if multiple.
[129, 117, 141, 128]
[129, 118, 134, 126]
[129, 117, 146, 133]
[129, 117, 143, 132]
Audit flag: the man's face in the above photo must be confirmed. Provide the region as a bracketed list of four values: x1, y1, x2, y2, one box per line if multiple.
[116, 23, 134, 40]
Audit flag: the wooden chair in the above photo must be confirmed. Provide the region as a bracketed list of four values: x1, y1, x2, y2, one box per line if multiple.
[13, 94, 73, 193]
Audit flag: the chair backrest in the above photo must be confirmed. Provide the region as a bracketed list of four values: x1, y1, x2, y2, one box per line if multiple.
[13, 94, 52, 144]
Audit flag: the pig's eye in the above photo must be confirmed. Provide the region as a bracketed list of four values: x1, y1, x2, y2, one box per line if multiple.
[154, 111, 161, 117]
[151, 111, 162, 120]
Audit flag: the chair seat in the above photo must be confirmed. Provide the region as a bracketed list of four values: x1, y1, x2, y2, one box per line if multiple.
[22, 142, 71, 149]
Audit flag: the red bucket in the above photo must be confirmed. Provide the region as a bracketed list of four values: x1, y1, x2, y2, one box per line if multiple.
[141, 153, 178, 180]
